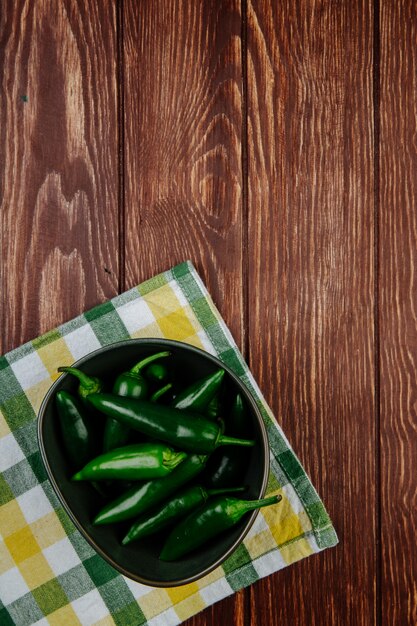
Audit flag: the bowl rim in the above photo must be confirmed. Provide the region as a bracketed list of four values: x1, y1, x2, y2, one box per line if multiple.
[37, 337, 270, 587]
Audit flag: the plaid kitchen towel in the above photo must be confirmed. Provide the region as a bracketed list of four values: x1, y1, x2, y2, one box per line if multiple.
[0, 261, 338, 626]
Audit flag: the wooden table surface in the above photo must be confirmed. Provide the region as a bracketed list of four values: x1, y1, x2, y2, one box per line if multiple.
[1, 1, 416, 624]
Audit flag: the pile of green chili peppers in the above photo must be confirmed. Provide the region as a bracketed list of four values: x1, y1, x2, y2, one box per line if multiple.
[56, 351, 281, 561]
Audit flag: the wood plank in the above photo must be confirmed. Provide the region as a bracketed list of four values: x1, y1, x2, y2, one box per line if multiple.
[380, 2, 417, 624]
[246, 1, 375, 624]
[0, 0, 119, 354]
[123, 2, 246, 624]
[123, 0, 244, 346]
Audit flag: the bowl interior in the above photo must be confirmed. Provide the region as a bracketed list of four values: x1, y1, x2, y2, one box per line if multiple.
[38, 339, 268, 586]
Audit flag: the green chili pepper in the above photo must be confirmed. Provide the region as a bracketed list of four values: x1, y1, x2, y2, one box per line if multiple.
[103, 351, 171, 452]
[102, 417, 131, 453]
[57, 367, 102, 401]
[122, 484, 246, 544]
[87, 393, 255, 454]
[112, 351, 170, 398]
[71, 443, 187, 481]
[172, 370, 224, 412]
[145, 361, 169, 383]
[205, 393, 250, 488]
[93, 454, 208, 525]
[160, 494, 282, 561]
[150, 383, 173, 403]
[55, 390, 97, 469]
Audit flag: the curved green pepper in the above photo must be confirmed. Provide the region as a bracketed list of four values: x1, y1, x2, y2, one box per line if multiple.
[160, 494, 282, 561]
[93, 454, 208, 525]
[122, 485, 246, 544]
[87, 393, 255, 454]
[205, 393, 251, 487]
[103, 350, 171, 452]
[55, 390, 97, 469]
[72, 443, 187, 481]
[172, 370, 224, 412]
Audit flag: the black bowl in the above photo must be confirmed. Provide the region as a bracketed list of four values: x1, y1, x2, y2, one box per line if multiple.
[37, 339, 269, 587]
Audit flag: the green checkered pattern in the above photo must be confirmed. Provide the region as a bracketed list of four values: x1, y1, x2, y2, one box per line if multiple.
[0, 261, 338, 626]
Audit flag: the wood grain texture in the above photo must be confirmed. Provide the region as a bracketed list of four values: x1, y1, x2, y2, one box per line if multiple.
[380, 1, 417, 624]
[2, 0, 417, 624]
[123, 3, 246, 624]
[0, 0, 119, 354]
[123, 0, 244, 345]
[246, 1, 375, 624]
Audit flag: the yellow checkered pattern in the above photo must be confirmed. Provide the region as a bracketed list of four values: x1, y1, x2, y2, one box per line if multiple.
[0, 262, 337, 625]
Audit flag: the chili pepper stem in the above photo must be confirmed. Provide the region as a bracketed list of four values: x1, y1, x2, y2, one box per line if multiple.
[217, 435, 255, 448]
[229, 494, 282, 518]
[58, 367, 101, 393]
[129, 351, 170, 375]
[162, 450, 188, 469]
[151, 383, 173, 402]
